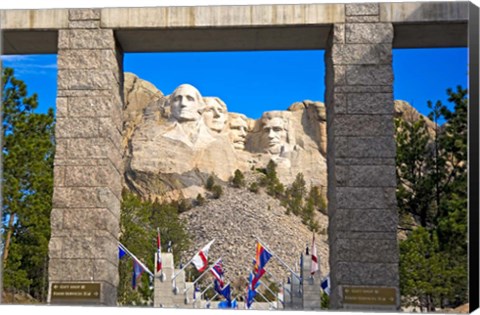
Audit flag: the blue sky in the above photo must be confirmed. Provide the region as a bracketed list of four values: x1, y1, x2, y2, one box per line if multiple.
[1, 47, 468, 120]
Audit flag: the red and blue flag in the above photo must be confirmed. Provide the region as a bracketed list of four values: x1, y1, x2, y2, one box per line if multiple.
[209, 258, 225, 287]
[132, 259, 145, 289]
[254, 242, 272, 274]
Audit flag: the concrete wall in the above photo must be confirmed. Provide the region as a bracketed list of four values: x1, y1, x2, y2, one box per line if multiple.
[0, 2, 468, 54]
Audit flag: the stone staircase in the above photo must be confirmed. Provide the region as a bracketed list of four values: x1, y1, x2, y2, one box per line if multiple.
[153, 251, 322, 310]
[153, 252, 193, 308]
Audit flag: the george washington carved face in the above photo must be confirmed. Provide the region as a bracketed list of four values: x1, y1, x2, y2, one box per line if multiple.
[170, 84, 204, 122]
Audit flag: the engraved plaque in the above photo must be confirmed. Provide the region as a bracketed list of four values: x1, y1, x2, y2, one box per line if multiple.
[343, 287, 397, 305]
[50, 283, 101, 304]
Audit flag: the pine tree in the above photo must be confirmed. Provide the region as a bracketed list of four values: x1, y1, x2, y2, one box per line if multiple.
[395, 116, 436, 228]
[118, 191, 191, 305]
[284, 173, 306, 216]
[231, 169, 245, 188]
[1, 67, 55, 301]
[399, 227, 449, 312]
[397, 87, 468, 309]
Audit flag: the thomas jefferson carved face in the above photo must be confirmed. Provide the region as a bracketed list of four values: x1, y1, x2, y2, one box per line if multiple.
[204, 98, 227, 133]
[263, 116, 288, 155]
[228, 115, 248, 150]
[170, 84, 203, 122]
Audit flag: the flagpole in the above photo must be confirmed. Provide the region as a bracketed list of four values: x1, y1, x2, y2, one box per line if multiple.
[257, 281, 278, 302]
[156, 227, 164, 279]
[254, 290, 277, 310]
[119, 242, 154, 277]
[184, 257, 221, 293]
[172, 239, 215, 281]
[205, 292, 219, 307]
[194, 281, 214, 303]
[254, 236, 301, 281]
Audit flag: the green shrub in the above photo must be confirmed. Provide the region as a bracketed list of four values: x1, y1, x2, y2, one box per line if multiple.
[212, 185, 223, 199]
[231, 169, 245, 188]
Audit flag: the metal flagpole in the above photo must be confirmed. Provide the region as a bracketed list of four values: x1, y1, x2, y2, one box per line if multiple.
[203, 281, 231, 308]
[254, 236, 301, 281]
[156, 227, 165, 280]
[172, 239, 215, 280]
[254, 290, 277, 309]
[205, 292, 219, 307]
[257, 281, 279, 302]
[250, 256, 291, 303]
[193, 281, 214, 304]
[184, 257, 221, 293]
[119, 242, 154, 277]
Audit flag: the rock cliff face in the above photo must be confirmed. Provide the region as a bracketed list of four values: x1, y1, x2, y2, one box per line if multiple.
[179, 184, 330, 281]
[394, 100, 437, 136]
[123, 74, 328, 202]
[121, 73, 434, 283]
[121, 73, 331, 281]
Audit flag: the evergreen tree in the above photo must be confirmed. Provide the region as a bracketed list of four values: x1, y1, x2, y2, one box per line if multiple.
[118, 191, 155, 305]
[306, 185, 327, 215]
[118, 191, 191, 305]
[395, 116, 436, 228]
[397, 87, 468, 309]
[205, 174, 215, 191]
[231, 169, 245, 188]
[399, 227, 450, 312]
[285, 173, 306, 216]
[260, 160, 284, 197]
[211, 185, 223, 199]
[1, 67, 55, 301]
[248, 182, 259, 193]
[195, 193, 206, 206]
[433, 86, 468, 306]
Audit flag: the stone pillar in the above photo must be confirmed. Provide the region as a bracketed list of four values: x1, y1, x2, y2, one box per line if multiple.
[48, 9, 124, 306]
[325, 3, 399, 310]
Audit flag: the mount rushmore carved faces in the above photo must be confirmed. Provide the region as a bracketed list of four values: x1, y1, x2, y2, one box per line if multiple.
[228, 113, 248, 150]
[262, 111, 291, 155]
[204, 97, 228, 133]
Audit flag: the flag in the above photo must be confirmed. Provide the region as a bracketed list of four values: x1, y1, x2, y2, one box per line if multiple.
[214, 280, 231, 303]
[191, 240, 214, 272]
[209, 258, 225, 287]
[156, 228, 162, 273]
[246, 272, 259, 308]
[119, 244, 127, 259]
[251, 268, 266, 290]
[231, 298, 238, 309]
[254, 242, 272, 274]
[321, 274, 331, 296]
[311, 234, 319, 275]
[221, 283, 231, 302]
[132, 259, 145, 289]
[194, 284, 201, 300]
[246, 283, 257, 308]
[118, 242, 154, 278]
